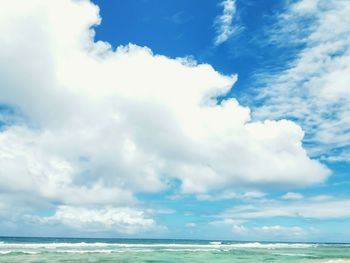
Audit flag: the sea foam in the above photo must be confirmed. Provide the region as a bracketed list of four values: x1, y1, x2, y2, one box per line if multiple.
[0, 242, 316, 249]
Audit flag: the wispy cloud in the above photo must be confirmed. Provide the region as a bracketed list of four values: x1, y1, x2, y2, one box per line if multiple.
[196, 190, 265, 201]
[210, 219, 309, 240]
[281, 192, 304, 200]
[231, 224, 307, 239]
[213, 0, 239, 46]
[209, 194, 350, 240]
[220, 196, 350, 220]
[166, 11, 190, 25]
[251, 0, 350, 162]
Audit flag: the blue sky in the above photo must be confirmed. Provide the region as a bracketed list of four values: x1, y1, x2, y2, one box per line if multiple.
[0, 0, 350, 242]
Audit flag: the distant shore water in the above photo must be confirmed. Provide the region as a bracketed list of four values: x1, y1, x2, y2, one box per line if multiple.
[0, 237, 349, 262]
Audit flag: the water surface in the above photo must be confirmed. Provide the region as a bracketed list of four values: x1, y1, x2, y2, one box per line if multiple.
[1, 237, 349, 262]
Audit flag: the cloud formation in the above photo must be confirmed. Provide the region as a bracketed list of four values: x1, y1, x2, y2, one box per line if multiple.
[220, 196, 350, 220]
[39, 206, 161, 235]
[281, 192, 304, 200]
[253, 0, 350, 161]
[0, 0, 329, 234]
[210, 218, 308, 240]
[209, 194, 350, 240]
[231, 225, 307, 239]
[213, 0, 238, 46]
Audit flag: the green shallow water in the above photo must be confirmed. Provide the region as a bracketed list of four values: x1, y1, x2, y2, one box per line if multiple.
[1, 237, 350, 263]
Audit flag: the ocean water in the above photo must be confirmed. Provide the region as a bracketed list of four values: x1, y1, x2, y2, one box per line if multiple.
[0, 237, 350, 263]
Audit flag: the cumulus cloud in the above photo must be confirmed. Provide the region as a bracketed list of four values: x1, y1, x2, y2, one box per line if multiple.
[0, 126, 135, 206]
[213, 0, 239, 46]
[252, 0, 350, 161]
[0, 0, 330, 234]
[38, 206, 161, 235]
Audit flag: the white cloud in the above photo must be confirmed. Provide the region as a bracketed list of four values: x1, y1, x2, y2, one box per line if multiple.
[197, 190, 265, 201]
[38, 206, 162, 235]
[221, 197, 350, 220]
[214, 0, 239, 46]
[197, 191, 238, 201]
[253, 0, 350, 161]
[232, 225, 306, 238]
[0, 0, 331, 233]
[308, 195, 333, 201]
[281, 192, 304, 200]
[186, 222, 197, 228]
[243, 191, 266, 199]
[0, 126, 135, 206]
[209, 218, 246, 227]
[256, 225, 305, 236]
[292, 0, 318, 13]
[210, 195, 350, 240]
[210, 219, 306, 239]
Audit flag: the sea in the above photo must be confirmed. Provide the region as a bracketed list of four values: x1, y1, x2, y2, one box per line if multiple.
[0, 237, 349, 262]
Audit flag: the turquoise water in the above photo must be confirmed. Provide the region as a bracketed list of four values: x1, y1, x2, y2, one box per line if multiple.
[0, 237, 350, 262]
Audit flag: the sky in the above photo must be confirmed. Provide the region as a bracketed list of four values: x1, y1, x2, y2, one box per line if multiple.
[0, 0, 350, 242]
